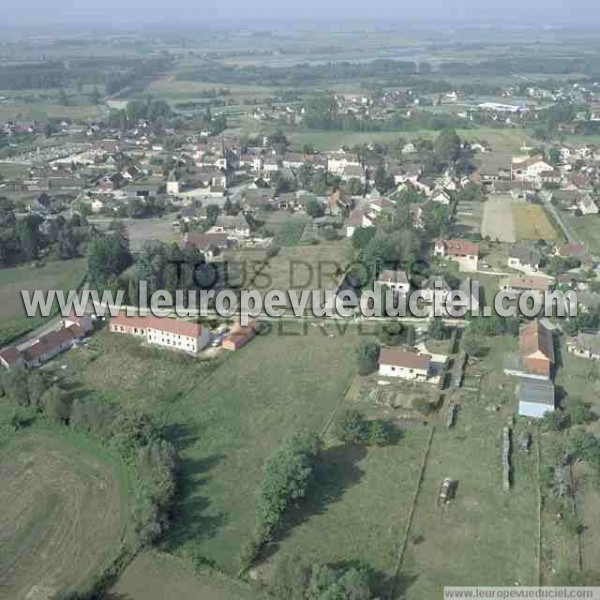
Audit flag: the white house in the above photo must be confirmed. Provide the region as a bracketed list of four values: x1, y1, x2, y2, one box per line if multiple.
[567, 333, 600, 361]
[378, 347, 431, 381]
[327, 151, 360, 175]
[511, 156, 555, 184]
[345, 209, 374, 237]
[434, 239, 479, 273]
[518, 377, 555, 419]
[421, 276, 451, 303]
[166, 171, 180, 195]
[376, 269, 410, 295]
[212, 214, 251, 238]
[110, 313, 209, 354]
[431, 189, 451, 205]
[508, 244, 541, 273]
[578, 194, 599, 215]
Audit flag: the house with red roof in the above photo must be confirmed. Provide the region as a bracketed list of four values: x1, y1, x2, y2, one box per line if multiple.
[0, 312, 93, 370]
[109, 312, 209, 354]
[434, 239, 480, 272]
[378, 347, 432, 381]
[221, 321, 258, 351]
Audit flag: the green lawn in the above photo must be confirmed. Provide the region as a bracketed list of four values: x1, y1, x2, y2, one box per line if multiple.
[58, 323, 361, 574]
[264, 430, 432, 596]
[0, 258, 87, 346]
[113, 551, 261, 600]
[563, 214, 600, 255]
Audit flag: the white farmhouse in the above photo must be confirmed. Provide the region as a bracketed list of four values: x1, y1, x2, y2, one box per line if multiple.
[376, 269, 410, 295]
[378, 348, 431, 381]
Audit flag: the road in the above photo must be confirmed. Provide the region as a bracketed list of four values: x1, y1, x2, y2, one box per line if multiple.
[540, 191, 581, 245]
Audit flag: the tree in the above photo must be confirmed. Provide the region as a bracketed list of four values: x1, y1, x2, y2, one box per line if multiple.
[42, 386, 71, 423]
[357, 341, 380, 376]
[306, 198, 325, 218]
[434, 129, 461, 165]
[87, 232, 132, 289]
[58, 88, 69, 106]
[307, 563, 373, 600]
[567, 398, 593, 425]
[351, 227, 376, 251]
[255, 433, 320, 544]
[428, 317, 448, 340]
[373, 166, 395, 194]
[205, 204, 220, 227]
[346, 177, 364, 196]
[89, 86, 101, 105]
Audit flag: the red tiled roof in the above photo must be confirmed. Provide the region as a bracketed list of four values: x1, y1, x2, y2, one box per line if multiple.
[379, 347, 431, 370]
[436, 239, 479, 257]
[22, 328, 77, 360]
[111, 312, 203, 338]
[520, 320, 555, 364]
[0, 346, 22, 365]
[555, 242, 587, 257]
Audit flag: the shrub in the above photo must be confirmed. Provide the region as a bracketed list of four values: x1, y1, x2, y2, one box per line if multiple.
[255, 433, 319, 547]
[357, 341, 380, 376]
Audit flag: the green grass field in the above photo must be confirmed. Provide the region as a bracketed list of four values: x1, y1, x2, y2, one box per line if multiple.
[270, 127, 529, 153]
[113, 551, 261, 600]
[58, 323, 361, 573]
[263, 430, 432, 596]
[0, 258, 86, 346]
[0, 428, 132, 599]
[563, 214, 600, 255]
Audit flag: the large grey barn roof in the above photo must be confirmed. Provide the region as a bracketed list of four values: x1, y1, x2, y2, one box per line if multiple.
[518, 377, 555, 406]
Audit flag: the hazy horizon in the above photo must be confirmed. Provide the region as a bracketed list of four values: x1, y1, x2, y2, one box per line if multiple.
[2, 0, 599, 30]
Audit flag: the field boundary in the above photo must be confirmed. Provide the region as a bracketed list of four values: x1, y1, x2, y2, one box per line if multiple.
[388, 426, 436, 600]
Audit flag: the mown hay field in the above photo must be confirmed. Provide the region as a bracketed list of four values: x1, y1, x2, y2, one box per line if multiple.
[0, 430, 131, 600]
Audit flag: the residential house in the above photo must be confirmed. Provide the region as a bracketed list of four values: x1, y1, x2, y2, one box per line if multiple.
[378, 347, 431, 381]
[518, 377, 555, 418]
[389, 164, 421, 185]
[421, 276, 451, 303]
[472, 153, 512, 184]
[511, 156, 555, 184]
[519, 319, 555, 379]
[327, 151, 360, 176]
[29, 192, 61, 215]
[567, 333, 600, 361]
[181, 232, 232, 260]
[109, 312, 209, 354]
[376, 269, 410, 295]
[166, 171, 180, 195]
[368, 198, 395, 214]
[345, 209, 374, 237]
[578, 194, 599, 215]
[0, 313, 92, 370]
[554, 242, 587, 259]
[431, 189, 451, 205]
[222, 321, 258, 351]
[434, 239, 480, 273]
[499, 274, 554, 298]
[212, 214, 251, 238]
[508, 244, 541, 273]
[342, 164, 365, 183]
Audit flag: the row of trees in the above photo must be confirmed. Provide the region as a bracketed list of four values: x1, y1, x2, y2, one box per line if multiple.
[269, 553, 378, 599]
[244, 433, 320, 564]
[0, 369, 178, 549]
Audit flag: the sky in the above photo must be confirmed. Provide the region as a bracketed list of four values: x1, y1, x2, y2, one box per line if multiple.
[2, 0, 599, 28]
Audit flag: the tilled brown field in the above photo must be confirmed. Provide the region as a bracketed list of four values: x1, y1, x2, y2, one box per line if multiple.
[0, 432, 129, 600]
